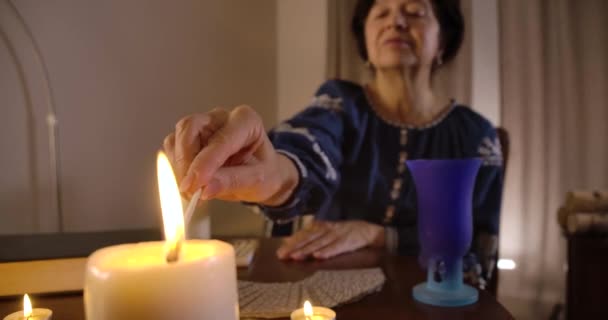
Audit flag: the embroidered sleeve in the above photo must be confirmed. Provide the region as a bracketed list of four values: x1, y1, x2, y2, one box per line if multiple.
[258, 81, 347, 221]
[478, 136, 503, 167]
[470, 126, 505, 285]
[473, 126, 504, 234]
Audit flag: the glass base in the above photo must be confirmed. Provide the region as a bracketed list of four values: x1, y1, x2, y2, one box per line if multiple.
[412, 282, 478, 307]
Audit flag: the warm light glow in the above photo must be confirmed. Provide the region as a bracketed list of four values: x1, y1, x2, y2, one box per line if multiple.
[23, 294, 32, 317]
[157, 151, 185, 262]
[497, 259, 517, 270]
[304, 300, 313, 317]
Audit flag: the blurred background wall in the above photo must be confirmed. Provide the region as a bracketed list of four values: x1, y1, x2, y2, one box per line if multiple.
[0, 0, 278, 236]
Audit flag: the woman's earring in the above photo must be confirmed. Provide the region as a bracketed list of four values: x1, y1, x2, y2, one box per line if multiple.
[365, 60, 373, 69]
[436, 55, 443, 66]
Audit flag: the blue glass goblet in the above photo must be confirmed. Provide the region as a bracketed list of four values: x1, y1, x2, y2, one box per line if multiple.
[406, 159, 482, 307]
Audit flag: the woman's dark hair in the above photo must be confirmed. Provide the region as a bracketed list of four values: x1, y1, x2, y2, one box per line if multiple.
[351, 0, 464, 66]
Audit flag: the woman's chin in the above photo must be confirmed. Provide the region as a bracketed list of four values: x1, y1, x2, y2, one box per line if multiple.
[375, 60, 417, 72]
[374, 54, 418, 70]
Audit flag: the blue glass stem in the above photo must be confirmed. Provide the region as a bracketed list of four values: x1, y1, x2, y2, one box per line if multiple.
[427, 259, 463, 292]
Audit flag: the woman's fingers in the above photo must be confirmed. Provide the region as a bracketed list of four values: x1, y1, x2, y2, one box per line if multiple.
[202, 164, 265, 200]
[164, 132, 198, 200]
[163, 132, 176, 166]
[277, 223, 330, 259]
[167, 105, 282, 204]
[313, 239, 352, 260]
[289, 232, 338, 260]
[274, 220, 383, 261]
[174, 109, 228, 186]
[181, 105, 264, 194]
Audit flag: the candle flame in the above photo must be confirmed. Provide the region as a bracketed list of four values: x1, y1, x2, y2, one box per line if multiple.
[304, 300, 313, 317]
[156, 151, 185, 263]
[23, 294, 32, 317]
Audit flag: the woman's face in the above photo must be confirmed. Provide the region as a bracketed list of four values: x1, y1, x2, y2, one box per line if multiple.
[364, 0, 442, 71]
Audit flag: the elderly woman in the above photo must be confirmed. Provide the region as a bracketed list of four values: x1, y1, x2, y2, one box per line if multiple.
[164, 0, 503, 286]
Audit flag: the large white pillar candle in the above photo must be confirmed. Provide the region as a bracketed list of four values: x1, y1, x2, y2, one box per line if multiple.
[84, 240, 238, 320]
[83, 152, 239, 320]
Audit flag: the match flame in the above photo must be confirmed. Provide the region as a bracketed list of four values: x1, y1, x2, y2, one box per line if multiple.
[156, 151, 185, 263]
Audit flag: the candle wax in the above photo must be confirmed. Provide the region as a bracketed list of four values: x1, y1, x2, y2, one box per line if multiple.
[3, 308, 52, 320]
[84, 240, 238, 320]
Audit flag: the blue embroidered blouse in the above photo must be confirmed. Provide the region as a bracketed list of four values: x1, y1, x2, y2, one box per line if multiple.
[261, 79, 504, 258]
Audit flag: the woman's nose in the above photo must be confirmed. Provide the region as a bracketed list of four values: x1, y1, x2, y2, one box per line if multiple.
[391, 12, 407, 29]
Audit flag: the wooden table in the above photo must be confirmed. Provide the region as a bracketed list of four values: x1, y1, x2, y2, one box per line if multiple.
[0, 238, 514, 319]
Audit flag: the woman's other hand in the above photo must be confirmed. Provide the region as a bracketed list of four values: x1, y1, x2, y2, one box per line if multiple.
[163, 105, 298, 206]
[276, 220, 386, 260]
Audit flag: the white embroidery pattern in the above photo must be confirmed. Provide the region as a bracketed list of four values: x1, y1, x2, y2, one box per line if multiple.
[478, 137, 503, 166]
[276, 149, 308, 179]
[274, 123, 338, 181]
[310, 94, 343, 112]
[275, 123, 316, 141]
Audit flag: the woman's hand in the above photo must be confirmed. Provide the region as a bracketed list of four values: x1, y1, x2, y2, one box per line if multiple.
[276, 220, 386, 260]
[163, 105, 298, 205]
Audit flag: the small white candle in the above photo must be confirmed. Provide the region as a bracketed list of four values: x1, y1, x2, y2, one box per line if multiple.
[290, 301, 336, 320]
[3, 294, 52, 320]
[83, 152, 239, 320]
